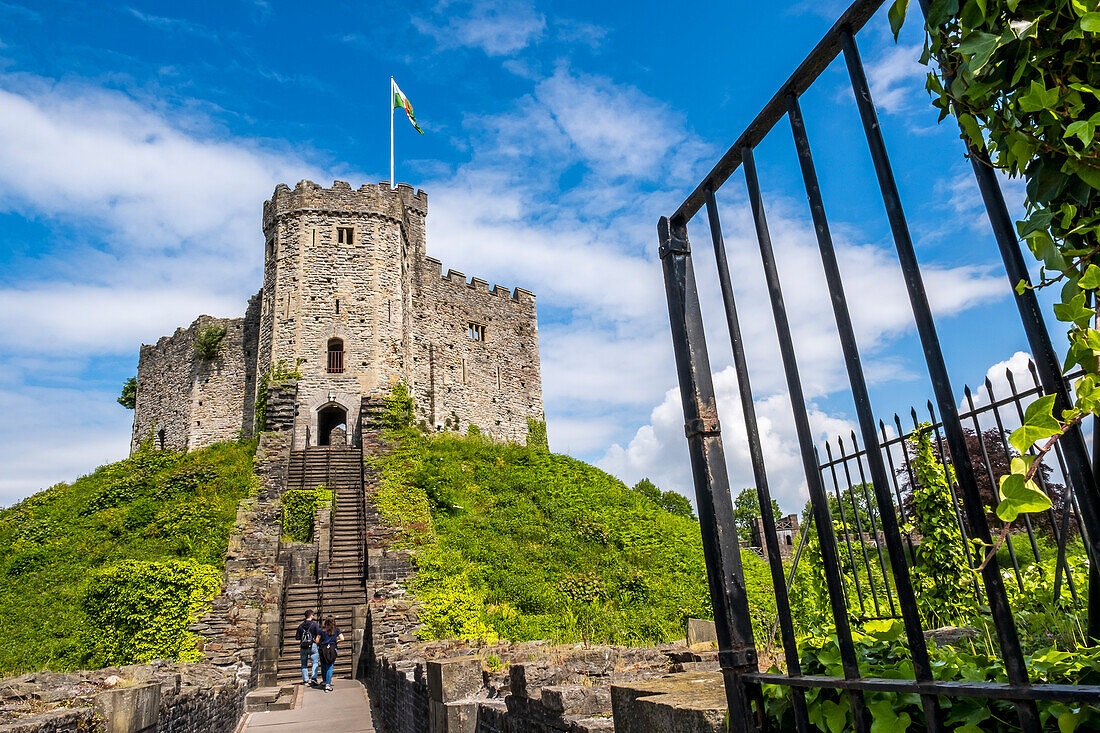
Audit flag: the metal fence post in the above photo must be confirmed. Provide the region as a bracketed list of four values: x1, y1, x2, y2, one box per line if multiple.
[658, 215, 763, 731]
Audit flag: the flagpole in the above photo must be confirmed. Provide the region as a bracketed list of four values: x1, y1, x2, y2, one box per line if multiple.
[389, 76, 395, 190]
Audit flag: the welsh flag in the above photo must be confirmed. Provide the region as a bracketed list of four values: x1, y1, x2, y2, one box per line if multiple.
[392, 79, 423, 134]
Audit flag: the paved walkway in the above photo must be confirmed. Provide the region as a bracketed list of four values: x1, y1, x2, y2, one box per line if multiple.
[242, 679, 375, 733]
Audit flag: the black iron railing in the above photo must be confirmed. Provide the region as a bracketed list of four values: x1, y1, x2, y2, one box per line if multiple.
[658, 0, 1100, 730]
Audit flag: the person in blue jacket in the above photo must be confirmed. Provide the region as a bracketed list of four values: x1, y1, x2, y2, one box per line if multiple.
[294, 610, 321, 685]
[317, 615, 345, 692]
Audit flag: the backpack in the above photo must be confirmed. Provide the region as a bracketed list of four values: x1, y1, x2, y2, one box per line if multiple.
[319, 642, 337, 665]
[299, 622, 316, 648]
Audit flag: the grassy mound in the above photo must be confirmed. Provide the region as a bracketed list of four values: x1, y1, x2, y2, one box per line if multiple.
[372, 396, 776, 645]
[0, 440, 257, 673]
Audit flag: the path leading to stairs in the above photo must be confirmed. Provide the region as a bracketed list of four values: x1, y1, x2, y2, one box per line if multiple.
[242, 679, 375, 732]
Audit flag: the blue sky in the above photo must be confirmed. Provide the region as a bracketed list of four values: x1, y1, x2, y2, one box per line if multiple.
[0, 0, 1056, 511]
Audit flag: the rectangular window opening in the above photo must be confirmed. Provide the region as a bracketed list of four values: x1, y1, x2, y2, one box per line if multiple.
[337, 226, 354, 245]
[468, 322, 486, 341]
[336, 298, 340, 315]
[461, 358, 468, 384]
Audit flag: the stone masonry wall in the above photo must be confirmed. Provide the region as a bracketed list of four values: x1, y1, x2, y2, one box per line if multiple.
[134, 178, 544, 454]
[131, 314, 257, 454]
[259, 180, 426, 448]
[410, 257, 542, 444]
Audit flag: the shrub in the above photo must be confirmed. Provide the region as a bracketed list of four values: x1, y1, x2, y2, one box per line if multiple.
[193, 325, 227, 361]
[80, 559, 221, 667]
[281, 487, 333, 543]
[526, 417, 548, 451]
[0, 439, 256, 673]
[117, 377, 136, 409]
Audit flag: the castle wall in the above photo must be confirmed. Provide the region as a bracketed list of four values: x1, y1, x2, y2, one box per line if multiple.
[131, 315, 255, 453]
[134, 179, 543, 452]
[410, 258, 543, 443]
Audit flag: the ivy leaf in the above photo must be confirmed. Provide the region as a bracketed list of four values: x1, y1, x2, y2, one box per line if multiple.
[959, 31, 1000, 74]
[1019, 80, 1060, 112]
[888, 0, 910, 40]
[1053, 292, 1094, 327]
[821, 699, 849, 733]
[958, 113, 985, 149]
[1025, 231, 1067, 271]
[1065, 119, 1096, 147]
[1057, 705, 1087, 732]
[1081, 13, 1100, 33]
[1010, 395, 1060, 453]
[1079, 264, 1100, 290]
[869, 698, 911, 733]
[997, 469, 1052, 522]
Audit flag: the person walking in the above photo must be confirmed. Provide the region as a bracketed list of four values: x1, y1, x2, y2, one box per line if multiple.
[294, 610, 321, 686]
[317, 615, 344, 692]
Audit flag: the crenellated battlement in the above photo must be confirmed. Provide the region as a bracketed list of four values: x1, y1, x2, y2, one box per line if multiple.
[421, 257, 536, 305]
[263, 179, 428, 231]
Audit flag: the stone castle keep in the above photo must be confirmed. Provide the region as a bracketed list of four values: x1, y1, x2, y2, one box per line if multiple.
[130, 180, 543, 452]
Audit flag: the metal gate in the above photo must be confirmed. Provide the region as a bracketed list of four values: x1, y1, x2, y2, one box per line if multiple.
[658, 0, 1100, 730]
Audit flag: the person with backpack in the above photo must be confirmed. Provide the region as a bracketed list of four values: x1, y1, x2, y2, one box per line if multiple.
[294, 610, 321, 685]
[317, 615, 344, 692]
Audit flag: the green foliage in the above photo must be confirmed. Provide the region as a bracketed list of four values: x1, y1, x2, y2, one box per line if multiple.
[281, 486, 333, 543]
[764, 618, 1100, 731]
[0, 439, 257, 673]
[383, 382, 416, 433]
[80, 559, 221, 667]
[254, 358, 303, 433]
[632, 478, 696, 519]
[733, 488, 781, 543]
[117, 377, 136, 410]
[193, 324, 227, 361]
[906, 425, 977, 628]
[892, 0, 1100, 535]
[526, 417, 548, 451]
[374, 428, 721, 645]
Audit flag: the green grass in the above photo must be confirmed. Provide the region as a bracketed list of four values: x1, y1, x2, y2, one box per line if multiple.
[370, 427, 768, 646]
[0, 439, 257, 673]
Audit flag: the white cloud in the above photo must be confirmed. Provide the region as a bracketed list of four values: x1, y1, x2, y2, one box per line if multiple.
[865, 43, 925, 116]
[0, 286, 244, 353]
[0, 75, 324, 291]
[0, 383, 131, 505]
[413, 0, 546, 56]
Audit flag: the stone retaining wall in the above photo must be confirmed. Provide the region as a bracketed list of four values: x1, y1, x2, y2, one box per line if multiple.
[0, 663, 248, 733]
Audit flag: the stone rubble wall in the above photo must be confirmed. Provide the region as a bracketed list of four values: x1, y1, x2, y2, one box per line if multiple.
[0, 663, 248, 733]
[131, 312, 259, 454]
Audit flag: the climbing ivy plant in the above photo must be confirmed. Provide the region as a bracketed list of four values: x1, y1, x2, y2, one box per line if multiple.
[906, 425, 977, 627]
[892, 0, 1100, 561]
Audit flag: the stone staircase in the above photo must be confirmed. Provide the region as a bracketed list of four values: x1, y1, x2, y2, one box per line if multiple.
[276, 447, 367, 684]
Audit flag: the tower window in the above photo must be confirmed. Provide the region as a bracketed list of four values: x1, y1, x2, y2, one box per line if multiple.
[337, 227, 354, 245]
[461, 358, 468, 384]
[327, 338, 345, 374]
[468, 322, 486, 341]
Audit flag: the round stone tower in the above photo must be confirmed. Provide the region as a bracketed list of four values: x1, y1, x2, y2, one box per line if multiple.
[258, 180, 428, 446]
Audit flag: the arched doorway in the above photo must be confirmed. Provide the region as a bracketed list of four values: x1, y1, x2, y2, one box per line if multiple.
[317, 403, 348, 446]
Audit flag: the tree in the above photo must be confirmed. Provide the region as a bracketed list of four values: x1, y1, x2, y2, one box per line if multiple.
[633, 479, 696, 519]
[658, 490, 695, 520]
[632, 478, 661, 503]
[118, 377, 136, 410]
[733, 488, 780, 544]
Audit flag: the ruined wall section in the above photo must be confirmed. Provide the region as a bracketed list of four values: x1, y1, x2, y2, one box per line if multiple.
[260, 181, 427, 445]
[131, 315, 254, 453]
[410, 257, 543, 444]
